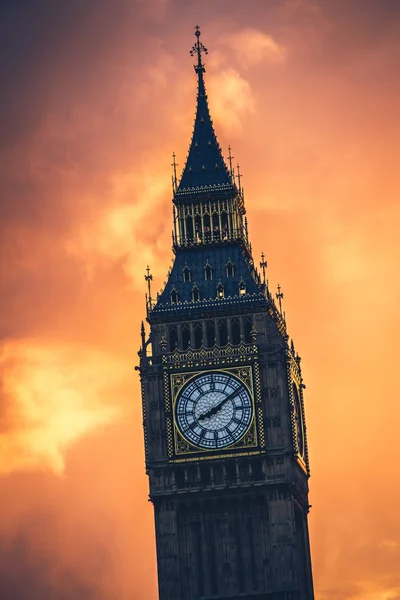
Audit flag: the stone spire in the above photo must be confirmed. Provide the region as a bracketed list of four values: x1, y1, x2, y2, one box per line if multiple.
[175, 26, 237, 198]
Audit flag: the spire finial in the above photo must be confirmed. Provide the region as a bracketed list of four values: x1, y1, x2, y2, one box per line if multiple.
[171, 153, 178, 193]
[237, 163, 242, 193]
[228, 145, 235, 182]
[141, 321, 146, 349]
[145, 266, 153, 313]
[190, 25, 208, 73]
[260, 252, 267, 285]
[276, 283, 284, 314]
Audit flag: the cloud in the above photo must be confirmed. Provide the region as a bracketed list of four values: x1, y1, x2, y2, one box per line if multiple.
[0, 339, 130, 474]
[208, 68, 256, 137]
[219, 28, 287, 69]
[65, 161, 172, 286]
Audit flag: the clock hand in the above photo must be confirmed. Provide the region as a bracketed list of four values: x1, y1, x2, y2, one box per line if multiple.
[198, 390, 239, 421]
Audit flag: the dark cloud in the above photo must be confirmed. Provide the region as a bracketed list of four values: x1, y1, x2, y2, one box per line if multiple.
[0, 510, 113, 600]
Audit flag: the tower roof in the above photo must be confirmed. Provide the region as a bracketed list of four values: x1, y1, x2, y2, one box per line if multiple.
[175, 27, 237, 199]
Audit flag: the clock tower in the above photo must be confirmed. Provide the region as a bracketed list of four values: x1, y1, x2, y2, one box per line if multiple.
[138, 27, 314, 600]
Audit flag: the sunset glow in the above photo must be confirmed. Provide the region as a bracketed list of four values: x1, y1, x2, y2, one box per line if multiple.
[1, 1, 399, 598]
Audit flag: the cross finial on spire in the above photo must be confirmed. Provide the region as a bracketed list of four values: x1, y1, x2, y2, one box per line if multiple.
[190, 25, 208, 73]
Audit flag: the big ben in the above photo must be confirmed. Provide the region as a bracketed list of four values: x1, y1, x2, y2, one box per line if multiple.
[138, 26, 314, 600]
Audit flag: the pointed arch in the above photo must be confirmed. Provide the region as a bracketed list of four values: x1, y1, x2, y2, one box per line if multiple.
[204, 261, 212, 281]
[170, 288, 178, 304]
[226, 259, 234, 278]
[183, 265, 191, 282]
[216, 282, 224, 299]
[192, 283, 200, 302]
[238, 279, 246, 296]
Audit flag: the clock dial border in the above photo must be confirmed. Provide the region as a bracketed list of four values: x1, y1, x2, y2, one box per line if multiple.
[292, 382, 305, 458]
[169, 365, 259, 459]
[175, 371, 253, 450]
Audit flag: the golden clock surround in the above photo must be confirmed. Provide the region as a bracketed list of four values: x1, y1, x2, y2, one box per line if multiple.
[166, 364, 261, 461]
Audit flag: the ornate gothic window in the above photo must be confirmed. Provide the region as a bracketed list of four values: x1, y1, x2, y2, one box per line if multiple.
[231, 318, 241, 345]
[192, 284, 200, 302]
[216, 282, 224, 298]
[169, 325, 178, 351]
[244, 316, 253, 344]
[181, 324, 190, 351]
[226, 259, 234, 277]
[221, 213, 228, 240]
[193, 322, 203, 349]
[204, 262, 212, 281]
[183, 265, 191, 282]
[212, 213, 220, 238]
[206, 321, 215, 348]
[186, 216, 193, 240]
[170, 288, 178, 304]
[203, 214, 211, 240]
[218, 319, 228, 346]
[194, 215, 202, 241]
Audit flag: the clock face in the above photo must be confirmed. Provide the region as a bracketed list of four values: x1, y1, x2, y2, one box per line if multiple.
[175, 371, 253, 450]
[292, 384, 304, 456]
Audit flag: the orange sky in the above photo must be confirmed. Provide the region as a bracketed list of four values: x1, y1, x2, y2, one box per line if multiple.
[1, 1, 400, 598]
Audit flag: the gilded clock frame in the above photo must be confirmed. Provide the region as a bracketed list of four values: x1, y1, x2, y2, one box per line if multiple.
[287, 356, 308, 474]
[165, 364, 263, 462]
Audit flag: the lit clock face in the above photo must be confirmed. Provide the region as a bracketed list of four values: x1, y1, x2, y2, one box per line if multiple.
[175, 371, 253, 450]
[292, 384, 304, 456]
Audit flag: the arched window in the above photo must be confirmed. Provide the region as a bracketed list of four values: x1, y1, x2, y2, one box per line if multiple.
[244, 317, 253, 344]
[226, 259, 234, 278]
[169, 325, 178, 351]
[194, 215, 202, 241]
[170, 288, 178, 304]
[192, 284, 200, 302]
[212, 213, 220, 238]
[239, 279, 246, 296]
[217, 282, 224, 299]
[204, 214, 211, 241]
[183, 265, 191, 282]
[218, 320, 228, 346]
[231, 318, 241, 345]
[204, 262, 212, 281]
[181, 325, 190, 351]
[206, 321, 215, 348]
[186, 216, 193, 241]
[221, 213, 228, 239]
[194, 322, 203, 349]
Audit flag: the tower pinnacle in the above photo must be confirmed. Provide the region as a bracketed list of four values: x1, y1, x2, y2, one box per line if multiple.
[175, 26, 236, 198]
[190, 25, 208, 74]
